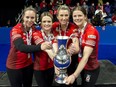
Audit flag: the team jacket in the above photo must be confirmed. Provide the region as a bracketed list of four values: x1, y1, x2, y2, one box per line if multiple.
[32, 30, 56, 70]
[6, 23, 36, 69]
[78, 23, 100, 70]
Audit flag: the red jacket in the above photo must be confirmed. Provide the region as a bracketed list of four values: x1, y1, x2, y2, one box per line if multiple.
[6, 23, 36, 69]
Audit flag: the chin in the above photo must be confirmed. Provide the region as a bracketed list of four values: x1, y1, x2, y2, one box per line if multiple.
[61, 22, 67, 25]
[76, 22, 82, 26]
[45, 28, 51, 30]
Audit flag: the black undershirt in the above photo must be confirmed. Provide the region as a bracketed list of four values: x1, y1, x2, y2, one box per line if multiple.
[14, 38, 41, 53]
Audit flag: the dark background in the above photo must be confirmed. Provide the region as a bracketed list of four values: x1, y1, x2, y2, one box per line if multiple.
[0, 0, 115, 27]
[0, 0, 26, 26]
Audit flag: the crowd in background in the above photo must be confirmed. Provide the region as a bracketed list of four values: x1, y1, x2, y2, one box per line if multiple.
[0, 0, 116, 27]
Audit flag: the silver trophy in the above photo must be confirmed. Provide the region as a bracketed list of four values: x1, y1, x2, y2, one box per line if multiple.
[53, 36, 71, 84]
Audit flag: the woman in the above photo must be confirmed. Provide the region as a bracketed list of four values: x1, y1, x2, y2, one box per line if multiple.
[64, 6, 100, 87]
[33, 12, 57, 87]
[52, 5, 79, 87]
[6, 6, 52, 87]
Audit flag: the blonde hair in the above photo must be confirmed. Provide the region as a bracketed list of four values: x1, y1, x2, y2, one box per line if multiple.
[57, 5, 71, 16]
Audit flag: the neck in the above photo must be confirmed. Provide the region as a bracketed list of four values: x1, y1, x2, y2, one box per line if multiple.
[60, 23, 68, 31]
[43, 30, 51, 36]
[25, 27, 30, 32]
[23, 24, 30, 32]
[79, 21, 87, 30]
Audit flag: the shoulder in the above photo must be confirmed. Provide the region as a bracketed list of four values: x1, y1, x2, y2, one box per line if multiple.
[69, 22, 76, 27]
[33, 30, 42, 36]
[52, 22, 59, 28]
[32, 30, 43, 41]
[86, 23, 99, 36]
[11, 23, 22, 34]
[68, 22, 78, 31]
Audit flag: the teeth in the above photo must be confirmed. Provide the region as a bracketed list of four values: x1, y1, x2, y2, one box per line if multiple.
[45, 25, 50, 27]
[76, 20, 80, 22]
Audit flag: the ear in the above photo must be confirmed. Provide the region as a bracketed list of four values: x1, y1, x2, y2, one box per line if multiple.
[85, 16, 87, 20]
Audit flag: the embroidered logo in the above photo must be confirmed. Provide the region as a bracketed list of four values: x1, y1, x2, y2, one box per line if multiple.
[86, 74, 91, 82]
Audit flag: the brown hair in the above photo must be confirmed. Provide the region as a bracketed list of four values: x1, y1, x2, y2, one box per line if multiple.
[21, 5, 37, 22]
[72, 6, 88, 22]
[72, 6, 87, 16]
[40, 12, 53, 22]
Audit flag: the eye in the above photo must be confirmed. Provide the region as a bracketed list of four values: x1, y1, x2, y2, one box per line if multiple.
[59, 14, 63, 17]
[65, 14, 68, 17]
[42, 21, 46, 23]
[73, 15, 77, 17]
[31, 17, 35, 19]
[26, 16, 29, 19]
[78, 15, 82, 17]
[48, 21, 51, 23]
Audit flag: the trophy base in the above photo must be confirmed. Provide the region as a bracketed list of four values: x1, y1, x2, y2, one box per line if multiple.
[55, 73, 68, 84]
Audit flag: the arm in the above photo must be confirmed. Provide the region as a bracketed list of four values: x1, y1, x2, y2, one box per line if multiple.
[45, 42, 58, 60]
[14, 38, 52, 53]
[67, 37, 79, 55]
[73, 46, 93, 77]
[65, 46, 93, 85]
[14, 38, 42, 53]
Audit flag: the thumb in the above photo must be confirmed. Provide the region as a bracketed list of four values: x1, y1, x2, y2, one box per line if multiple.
[64, 76, 68, 82]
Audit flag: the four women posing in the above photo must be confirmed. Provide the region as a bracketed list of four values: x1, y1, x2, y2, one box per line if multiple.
[6, 4, 100, 87]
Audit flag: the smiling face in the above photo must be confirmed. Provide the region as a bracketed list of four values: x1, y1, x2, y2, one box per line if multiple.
[41, 16, 52, 32]
[23, 10, 36, 28]
[72, 7, 87, 28]
[57, 5, 70, 26]
[57, 9, 70, 25]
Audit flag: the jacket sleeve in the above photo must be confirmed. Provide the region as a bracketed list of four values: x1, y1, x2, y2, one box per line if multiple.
[13, 38, 42, 53]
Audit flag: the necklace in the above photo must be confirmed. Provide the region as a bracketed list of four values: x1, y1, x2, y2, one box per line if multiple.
[41, 29, 54, 42]
[79, 22, 87, 45]
[25, 28, 32, 58]
[78, 22, 87, 58]
[58, 22, 69, 36]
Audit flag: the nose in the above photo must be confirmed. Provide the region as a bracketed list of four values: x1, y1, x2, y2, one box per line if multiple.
[45, 22, 49, 25]
[62, 16, 66, 20]
[28, 18, 32, 22]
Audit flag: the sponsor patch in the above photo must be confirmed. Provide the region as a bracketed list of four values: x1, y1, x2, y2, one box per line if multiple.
[88, 35, 96, 39]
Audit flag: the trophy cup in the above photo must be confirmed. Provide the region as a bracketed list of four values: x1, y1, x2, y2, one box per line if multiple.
[53, 36, 71, 84]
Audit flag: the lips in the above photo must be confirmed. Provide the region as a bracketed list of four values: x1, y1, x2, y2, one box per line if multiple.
[74, 19, 81, 22]
[44, 25, 51, 28]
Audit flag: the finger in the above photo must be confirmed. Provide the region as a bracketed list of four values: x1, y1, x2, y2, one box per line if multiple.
[64, 76, 68, 80]
[65, 81, 70, 85]
[63, 79, 66, 83]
